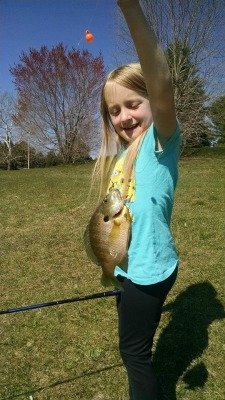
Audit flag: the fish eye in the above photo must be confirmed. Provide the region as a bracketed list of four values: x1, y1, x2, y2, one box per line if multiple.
[103, 216, 109, 222]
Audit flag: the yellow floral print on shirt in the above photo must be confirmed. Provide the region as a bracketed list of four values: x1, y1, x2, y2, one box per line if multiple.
[107, 156, 135, 202]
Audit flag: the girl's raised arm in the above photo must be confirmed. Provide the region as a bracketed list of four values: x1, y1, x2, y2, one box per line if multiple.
[117, 0, 177, 139]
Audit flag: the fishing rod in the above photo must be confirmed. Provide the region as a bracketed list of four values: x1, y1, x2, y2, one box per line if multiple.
[0, 289, 121, 315]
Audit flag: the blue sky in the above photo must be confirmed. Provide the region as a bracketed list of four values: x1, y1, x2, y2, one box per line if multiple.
[1, 0, 224, 97]
[0, 0, 119, 93]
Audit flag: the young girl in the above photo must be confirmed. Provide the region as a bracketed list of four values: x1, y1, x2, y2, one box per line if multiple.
[93, 1, 181, 399]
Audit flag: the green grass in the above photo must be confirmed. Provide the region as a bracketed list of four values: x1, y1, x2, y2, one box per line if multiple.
[0, 152, 224, 400]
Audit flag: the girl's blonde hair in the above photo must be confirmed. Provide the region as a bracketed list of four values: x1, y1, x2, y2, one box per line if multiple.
[92, 63, 150, 199]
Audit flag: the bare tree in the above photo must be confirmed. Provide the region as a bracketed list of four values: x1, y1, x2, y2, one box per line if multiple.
[11, 44, 105, 163]
[0, 93, 17, 170]
[115, 0, 225, 147]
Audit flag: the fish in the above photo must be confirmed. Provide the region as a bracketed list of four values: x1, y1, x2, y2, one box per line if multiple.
[83, 189, 132, 288]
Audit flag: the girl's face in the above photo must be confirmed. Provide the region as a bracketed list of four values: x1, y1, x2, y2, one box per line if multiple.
[104, 82, 152, 143]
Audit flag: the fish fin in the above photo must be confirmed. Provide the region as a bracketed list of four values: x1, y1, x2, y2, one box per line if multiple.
[114, 207, 132, 226]
[118, 256, 128, 272]
[83, 225, 101, 266]
[101, 273, 124, 291]
[109, 222, 120, 241]
[114, 215, 124, 226]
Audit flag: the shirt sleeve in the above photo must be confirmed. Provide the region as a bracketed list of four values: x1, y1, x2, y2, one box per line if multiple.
[153, 120, 181, 158]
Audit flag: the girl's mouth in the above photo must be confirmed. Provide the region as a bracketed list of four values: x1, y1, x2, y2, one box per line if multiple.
[124, 123, 139, 133]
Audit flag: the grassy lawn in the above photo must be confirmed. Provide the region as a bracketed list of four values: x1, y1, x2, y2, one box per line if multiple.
[0, 150, 224, 400]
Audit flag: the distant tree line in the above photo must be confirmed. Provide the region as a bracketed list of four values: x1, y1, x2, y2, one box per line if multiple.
[0, 139, 91, 170]
[208, 95, 225, 144]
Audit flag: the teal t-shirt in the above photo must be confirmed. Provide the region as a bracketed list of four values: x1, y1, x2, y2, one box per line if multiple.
[114, 122, 181, 284]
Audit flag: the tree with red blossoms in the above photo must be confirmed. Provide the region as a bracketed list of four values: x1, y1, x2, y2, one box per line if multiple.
[11, 44, 105, 163]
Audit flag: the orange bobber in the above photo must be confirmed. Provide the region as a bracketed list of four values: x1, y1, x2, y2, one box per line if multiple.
[85, 30, 94, 43]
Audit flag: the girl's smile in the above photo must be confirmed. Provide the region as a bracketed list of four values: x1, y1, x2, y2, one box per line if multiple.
[104, 82, 152, 143]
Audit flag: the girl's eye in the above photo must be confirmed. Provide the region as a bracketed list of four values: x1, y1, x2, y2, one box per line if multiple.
[108, 102, 140, 116]
[109, 109, 120, 117]
[129, 103, 140, 109]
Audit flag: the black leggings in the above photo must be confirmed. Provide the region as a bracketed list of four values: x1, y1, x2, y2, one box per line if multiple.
[116, 268, 178, 400]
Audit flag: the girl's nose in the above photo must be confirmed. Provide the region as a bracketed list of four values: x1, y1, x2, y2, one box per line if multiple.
[120, 108, 132, 125]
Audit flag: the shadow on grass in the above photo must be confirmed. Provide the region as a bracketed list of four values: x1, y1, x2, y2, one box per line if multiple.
[6, 282, 224, 400]
[153, 281, 225, 399]
[6, 362, 123, 399]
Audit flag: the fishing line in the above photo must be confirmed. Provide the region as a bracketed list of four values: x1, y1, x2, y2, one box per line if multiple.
[76, 0, 100, 48]
[0, 289, 121, 315]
